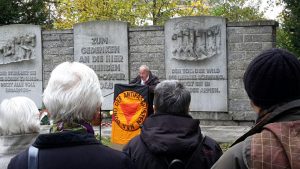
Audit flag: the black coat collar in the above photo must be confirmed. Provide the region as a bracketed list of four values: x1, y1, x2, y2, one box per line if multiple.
[33, 131, 100, 149]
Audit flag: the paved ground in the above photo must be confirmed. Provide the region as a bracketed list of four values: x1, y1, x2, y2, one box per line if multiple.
[96, 125, 250, 143]
[41, 124, 250, 144]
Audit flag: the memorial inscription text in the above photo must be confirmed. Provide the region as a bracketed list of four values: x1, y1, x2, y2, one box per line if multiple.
[78, 37, 126, 89]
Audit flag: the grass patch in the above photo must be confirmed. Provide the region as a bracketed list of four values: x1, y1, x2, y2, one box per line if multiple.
[95, 134, 111, 146]
[101, 136, 111, 146]
[220, 143, 231, 152]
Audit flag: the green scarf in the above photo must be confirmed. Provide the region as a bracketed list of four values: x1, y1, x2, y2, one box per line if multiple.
[50, 120, 94, 134]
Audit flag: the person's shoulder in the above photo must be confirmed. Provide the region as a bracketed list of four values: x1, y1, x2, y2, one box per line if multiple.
[8, 149, 29, 169]
[123, 135, 142, 151]
[129, 75, 140, 84]
[211, 137, 251, 169]
[204, 135, 218, 145]
[89, 144, 136, 169]
[203, 135, 222, 151]
[151, 73, 159, 80]
[95, 144, 128, 158]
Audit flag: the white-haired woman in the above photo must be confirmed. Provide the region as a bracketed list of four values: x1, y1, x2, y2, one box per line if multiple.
[0, 97, 40, 169]
[8, 62, 135, 169]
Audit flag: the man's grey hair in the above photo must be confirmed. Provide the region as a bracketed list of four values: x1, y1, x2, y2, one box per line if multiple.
[153, 80, 191, 115]
[139, 65, 150, 72]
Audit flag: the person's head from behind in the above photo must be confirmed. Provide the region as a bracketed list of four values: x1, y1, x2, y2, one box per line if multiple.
[244, 48, 300, 113]
[43, 62, 103, 123]
[153, 80, 191, 115]
[0, 97, 40, 135]
[139, 65, 150, 81]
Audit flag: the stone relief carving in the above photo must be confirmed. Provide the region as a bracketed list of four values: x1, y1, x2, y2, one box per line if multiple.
[171, 21, 221, 61]
[0, 34, 36, 64]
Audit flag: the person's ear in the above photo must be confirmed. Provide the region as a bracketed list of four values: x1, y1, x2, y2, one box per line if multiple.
[153, 105, 156, 114]
[91, 106, 101, 126]
[250, 101, 261, 114]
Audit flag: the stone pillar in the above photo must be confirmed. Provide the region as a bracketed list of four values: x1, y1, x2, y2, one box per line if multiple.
[227, 20, 278, 125]
[42, 30, 74, 89]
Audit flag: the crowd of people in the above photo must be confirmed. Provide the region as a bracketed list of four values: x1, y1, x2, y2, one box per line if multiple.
[0, 48, 299, 169]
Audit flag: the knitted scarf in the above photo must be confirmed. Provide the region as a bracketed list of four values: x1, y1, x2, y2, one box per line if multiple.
[50, 120, 94, 134]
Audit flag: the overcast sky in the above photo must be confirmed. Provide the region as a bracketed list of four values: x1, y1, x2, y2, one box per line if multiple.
[260, 0, 284, 20]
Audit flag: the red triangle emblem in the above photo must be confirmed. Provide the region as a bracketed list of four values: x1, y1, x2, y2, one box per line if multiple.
[120, 103, 139, 124]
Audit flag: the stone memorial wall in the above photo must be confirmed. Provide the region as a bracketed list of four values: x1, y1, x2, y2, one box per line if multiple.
[74, 21, 129, 110]
[165, 17, 227, 111]
[0, 24, 43, 108]
[0, 19, 277, 125]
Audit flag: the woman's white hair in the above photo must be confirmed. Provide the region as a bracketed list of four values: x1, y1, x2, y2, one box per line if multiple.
[0, 96, 40, 135]
[43, 62, 103, 122]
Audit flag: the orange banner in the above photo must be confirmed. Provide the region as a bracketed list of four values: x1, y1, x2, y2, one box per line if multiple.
[111, 84, 148, 145]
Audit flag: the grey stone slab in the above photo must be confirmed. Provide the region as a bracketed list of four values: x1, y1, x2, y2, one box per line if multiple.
[227, 20, 278, 27]
[238, 121, 255, 126]
[42, 29, 73, 35]
[229, 99, 252, 111]
[165, 16, 228, 111]
[136, 37, 164, 45]
[129, 53, 145, 62]
[129, 38, 138, 46]
[228, 79, 244, 89]
[0, 24, 43, 108]
[244, 34, 273, 42]
[130, 45, 164, 53]
[189, 111, 232, 120]
[227, 26, 273, 35]
[42, 41, 65, 48]
[228, 60, 251, 70]
[55, 47, 74, 55]
[229, 111, 256, 121]
[129, 26, 164, 32]
[228, 34, 244, 43]
[165, 17, 228, 111]
[245, 51, 261, 60]
[43, 47, 60, 55]
[228, 70, 245, 79]
[146, 31, 165, 37]
[74, 21, 129, 110]
[201, 125, 251, 143]
[42, 34, 61, 41]
[229, 88, 248, 99]
[228, 51, 246, 61]
[59, 34, 74, 40]
[262, 42, 275, 50]
[229, 43, 262, 52]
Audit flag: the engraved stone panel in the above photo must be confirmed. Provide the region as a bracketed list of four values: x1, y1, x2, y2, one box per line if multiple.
[0, 24, 43, 108]
[74, 21, 129, 110]
[165, 17, 227, 111]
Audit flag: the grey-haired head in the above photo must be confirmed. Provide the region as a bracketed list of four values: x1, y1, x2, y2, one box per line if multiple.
[153, 80, 191, 115]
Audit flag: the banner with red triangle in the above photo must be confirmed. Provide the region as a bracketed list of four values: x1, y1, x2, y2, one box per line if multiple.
[111, 84, 149, 145]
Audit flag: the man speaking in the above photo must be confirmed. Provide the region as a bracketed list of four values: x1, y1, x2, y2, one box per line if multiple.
[130, 65, 160, 115]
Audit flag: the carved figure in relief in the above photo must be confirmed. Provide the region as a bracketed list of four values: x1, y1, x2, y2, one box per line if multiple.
[172, 23, 221, 61]
[0, 34, 36, 64]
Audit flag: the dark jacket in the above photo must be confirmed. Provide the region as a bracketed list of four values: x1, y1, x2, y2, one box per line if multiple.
[8, 131, 135, 169]
[212, 100, 300, 169]
[123, 113, 222, 169]
[130, 71, 160, 94]
[130, 71, 160, 115]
